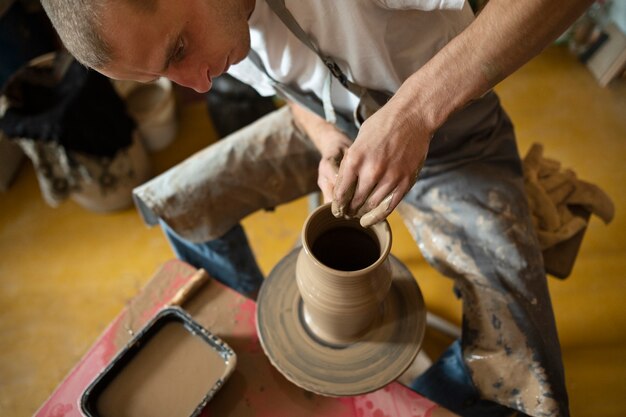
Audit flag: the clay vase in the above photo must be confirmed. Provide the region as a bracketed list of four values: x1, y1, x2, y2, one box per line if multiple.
[295, 203, 393, 345]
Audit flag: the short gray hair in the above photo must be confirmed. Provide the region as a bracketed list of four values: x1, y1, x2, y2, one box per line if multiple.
[41, 0, 156, 69]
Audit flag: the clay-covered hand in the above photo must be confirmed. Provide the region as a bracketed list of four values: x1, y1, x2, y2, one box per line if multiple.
[332, 98, 430, 227]
[288, 102, 353, 203]
[317, 130, 352, 203]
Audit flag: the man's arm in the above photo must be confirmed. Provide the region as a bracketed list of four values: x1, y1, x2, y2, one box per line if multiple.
[332, 0, 594, 226]
[289, 102, 353, 203]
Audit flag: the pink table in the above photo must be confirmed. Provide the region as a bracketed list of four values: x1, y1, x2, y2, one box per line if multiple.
[35, 260, 457, 417]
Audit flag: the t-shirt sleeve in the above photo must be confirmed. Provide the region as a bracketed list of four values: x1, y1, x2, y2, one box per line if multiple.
[226, 57, 277, 97]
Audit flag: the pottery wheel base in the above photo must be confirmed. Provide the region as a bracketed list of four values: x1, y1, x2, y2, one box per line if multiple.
[256, 249, 426, 397]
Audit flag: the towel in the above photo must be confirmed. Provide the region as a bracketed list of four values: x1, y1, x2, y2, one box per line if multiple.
[523, 143, 614, 250]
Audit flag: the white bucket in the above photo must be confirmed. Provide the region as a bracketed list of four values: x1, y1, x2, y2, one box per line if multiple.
[114, 78, 178, 152]
[70, 131, 152, 212]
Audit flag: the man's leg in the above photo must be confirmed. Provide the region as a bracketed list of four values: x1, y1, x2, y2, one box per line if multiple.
[409, 340, 524, 417]
[399, 102, 568, 416]
[133, 106, 321, 296]
[160, 221, 263, 298]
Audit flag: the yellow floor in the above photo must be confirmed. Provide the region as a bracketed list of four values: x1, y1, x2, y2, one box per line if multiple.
[1, 45, 625, 417]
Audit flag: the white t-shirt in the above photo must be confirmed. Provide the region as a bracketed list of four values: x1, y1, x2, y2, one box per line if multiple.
[228, 0, 474, 117]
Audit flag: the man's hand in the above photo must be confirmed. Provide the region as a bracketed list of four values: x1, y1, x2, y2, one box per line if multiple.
[332, 0, 594, 227]
[289, 102, 352, 203]
[332, 94, 430, 227]
[316, 130, 352, 203]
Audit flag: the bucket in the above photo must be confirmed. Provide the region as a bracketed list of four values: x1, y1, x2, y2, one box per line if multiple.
[114, 78, 178, 152]
[0, 52, 151, 212]
[69, 131, 152, 212]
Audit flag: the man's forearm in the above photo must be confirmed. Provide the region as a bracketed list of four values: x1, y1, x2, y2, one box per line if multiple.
[394, 0, 593, 135]
[289, 101, 345, 156]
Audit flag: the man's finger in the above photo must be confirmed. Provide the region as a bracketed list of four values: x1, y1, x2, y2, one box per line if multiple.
[359, 192, 395, 227]
[331, 175, 357, 217]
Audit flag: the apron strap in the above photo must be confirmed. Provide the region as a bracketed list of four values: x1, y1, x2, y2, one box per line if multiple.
[264, 0, 369, 98]
[247, 48, 359, 139]
[263, 0, 392, 121]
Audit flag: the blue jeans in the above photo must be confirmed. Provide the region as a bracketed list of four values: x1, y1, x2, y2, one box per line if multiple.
[160, 219, 264, 298]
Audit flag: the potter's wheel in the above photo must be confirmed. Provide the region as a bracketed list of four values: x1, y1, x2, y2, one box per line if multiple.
[256, 249, 426, 397]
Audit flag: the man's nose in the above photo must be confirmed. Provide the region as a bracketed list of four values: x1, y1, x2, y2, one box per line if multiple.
[168, 65, 212, 93]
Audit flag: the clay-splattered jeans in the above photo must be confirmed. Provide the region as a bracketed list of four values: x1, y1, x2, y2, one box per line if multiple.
[132, 93, 568, 417]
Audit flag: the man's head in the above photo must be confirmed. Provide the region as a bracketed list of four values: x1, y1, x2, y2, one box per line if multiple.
[42, 0, 255, 92]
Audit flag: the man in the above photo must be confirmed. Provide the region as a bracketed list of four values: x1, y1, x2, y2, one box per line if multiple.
[42, 1, 592, 416]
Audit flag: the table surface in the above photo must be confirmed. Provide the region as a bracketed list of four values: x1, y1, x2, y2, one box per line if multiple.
[34, 259, 457, 417]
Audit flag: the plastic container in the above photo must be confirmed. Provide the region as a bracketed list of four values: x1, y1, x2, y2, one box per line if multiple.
[81, 307, 236, 417]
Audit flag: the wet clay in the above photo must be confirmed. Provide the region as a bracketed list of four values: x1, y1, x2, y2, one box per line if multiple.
[296, 204, 392, 344]
[256, 248, 426, 396]
[96, 321, 228, 417]
[257, 203, 425, 396]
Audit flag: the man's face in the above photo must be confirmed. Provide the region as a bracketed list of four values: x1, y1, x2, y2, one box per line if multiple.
[99, 0, 255, 93]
